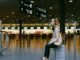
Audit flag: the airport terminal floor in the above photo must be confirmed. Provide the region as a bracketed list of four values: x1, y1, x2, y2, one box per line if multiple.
[0, 35, 80, 60]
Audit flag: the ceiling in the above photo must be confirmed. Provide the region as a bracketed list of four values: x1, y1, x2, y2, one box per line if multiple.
[0, 0, 80, 23]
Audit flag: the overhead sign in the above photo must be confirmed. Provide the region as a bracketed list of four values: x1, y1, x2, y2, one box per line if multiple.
[19, 0, 33, 15]
[36, 6, 47, 18]
[19, 0, 47, 18]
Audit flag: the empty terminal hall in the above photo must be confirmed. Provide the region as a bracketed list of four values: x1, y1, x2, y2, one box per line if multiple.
[0, 0, 80, 60]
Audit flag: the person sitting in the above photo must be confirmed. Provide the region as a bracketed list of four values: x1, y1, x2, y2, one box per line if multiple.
[42, 18, 62, 60]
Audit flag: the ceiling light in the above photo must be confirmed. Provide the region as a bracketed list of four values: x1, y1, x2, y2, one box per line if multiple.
[69, 0, 73, 3]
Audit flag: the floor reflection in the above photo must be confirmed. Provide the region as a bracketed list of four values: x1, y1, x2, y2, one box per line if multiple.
[8, 34, 80, 52]
[0, 34, 80, 60]
[9, 37, 50, 49]
[65, 35, 80, 53]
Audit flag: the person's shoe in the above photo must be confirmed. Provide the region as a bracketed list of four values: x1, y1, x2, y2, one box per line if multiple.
[41, 57, 46, 60]
[41, 57, 49, 60]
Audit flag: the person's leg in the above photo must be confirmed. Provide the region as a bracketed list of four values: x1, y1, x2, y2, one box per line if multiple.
[44, 44, 50, 58]
[43, 43, 57, 60]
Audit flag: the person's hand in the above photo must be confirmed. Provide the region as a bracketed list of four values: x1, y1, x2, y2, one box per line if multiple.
[48, 40, 54, 44]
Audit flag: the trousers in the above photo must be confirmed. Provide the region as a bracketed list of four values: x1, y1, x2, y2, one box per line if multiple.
[44, 43, 57, 58]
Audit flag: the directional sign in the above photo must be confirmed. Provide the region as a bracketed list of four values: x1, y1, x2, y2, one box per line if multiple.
[36, 6, 47, 18]
[19, 0, 33, 15]
[19, 0, 47, 18]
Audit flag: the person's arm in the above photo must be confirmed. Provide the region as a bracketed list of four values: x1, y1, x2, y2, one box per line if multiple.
[53, 27, 63, 45]
[51, 27, 60, 43]
[48, 38, 57, 44]
[48, 29, 57, 44]
[55, 28, 60, 42]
